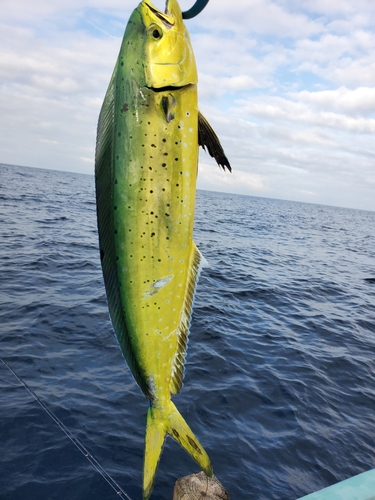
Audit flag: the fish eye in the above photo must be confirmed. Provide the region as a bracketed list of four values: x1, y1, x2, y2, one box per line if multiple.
[150, 25, 162, 40]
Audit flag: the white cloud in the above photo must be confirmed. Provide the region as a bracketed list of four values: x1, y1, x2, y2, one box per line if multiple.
[193, 0, 323, 38]
[290, 30, 375, 87]
[1, 0, 375, 210]
[237, 95, 375, 132]
[295, 86, 375, 116]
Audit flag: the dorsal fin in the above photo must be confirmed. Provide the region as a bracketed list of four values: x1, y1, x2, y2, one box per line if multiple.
[95, 64, 151, 399]
[198, 111, 232, 172]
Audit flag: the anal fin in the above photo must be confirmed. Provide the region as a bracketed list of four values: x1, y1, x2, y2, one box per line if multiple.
[170, 244, 205, 396]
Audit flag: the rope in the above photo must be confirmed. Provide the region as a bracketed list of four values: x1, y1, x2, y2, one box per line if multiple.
[0, 356, 133, 500]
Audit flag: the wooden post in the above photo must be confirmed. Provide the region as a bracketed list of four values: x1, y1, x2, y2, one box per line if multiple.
[173, 471, 230, 500]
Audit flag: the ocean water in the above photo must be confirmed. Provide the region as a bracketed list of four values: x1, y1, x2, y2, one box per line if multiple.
[1, 162, 375, 500]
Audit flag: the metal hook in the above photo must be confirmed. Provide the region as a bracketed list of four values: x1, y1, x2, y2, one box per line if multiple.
[182, 0, 210, 19]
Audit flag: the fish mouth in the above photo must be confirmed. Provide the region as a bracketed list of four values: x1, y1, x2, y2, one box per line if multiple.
[144, 2, 175, 27]
[145, 83, 192, 92]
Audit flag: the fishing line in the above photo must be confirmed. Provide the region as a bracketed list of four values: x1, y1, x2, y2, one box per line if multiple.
[0, 356, 133, 500]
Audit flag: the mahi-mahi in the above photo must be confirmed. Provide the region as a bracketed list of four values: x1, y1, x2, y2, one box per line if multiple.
[95, 0, 231, 498]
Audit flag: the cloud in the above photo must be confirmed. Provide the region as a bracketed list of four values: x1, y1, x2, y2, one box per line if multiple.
[295, 86, 375, 116]
[197, 159, 265, 195]
[289, 30, 375, 87]
[192, 0, 323, 38]
[236, 94, 375, 132]
[0, 0, 375, 210]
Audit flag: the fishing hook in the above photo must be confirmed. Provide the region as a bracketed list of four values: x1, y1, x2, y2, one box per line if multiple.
[182, 0, 210, 19]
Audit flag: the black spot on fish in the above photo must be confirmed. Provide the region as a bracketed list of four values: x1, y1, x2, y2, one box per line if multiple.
[175, 158, 179, 161]
[186, 435, 202, 454]
[121, 103, 129, 112]
[151, 144, 156, 148]
[162, 138, 166, 142]
[172, 428, 179, 438]
[151, 233, 155, 237]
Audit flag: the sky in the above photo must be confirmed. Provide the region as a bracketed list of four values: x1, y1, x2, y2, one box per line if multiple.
[1, 0, 375, 211]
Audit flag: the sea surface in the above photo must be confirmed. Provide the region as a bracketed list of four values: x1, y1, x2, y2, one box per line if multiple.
[1, 163, 375, 500]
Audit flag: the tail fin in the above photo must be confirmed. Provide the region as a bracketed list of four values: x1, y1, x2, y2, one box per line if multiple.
[143, 400, 212, 500]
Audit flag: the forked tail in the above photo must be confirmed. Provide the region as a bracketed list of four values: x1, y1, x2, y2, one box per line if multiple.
[143, 400, 212, 499]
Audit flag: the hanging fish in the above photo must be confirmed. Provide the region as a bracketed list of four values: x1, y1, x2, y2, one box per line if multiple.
[95, 0, 231, 498]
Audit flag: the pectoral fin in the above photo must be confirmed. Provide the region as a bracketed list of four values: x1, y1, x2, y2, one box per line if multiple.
[198, 111, 232, 172]
[161, 94, 176, 123]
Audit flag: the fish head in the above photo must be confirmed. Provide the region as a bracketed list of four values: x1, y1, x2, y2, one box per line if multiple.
[138, 0, 198, 88]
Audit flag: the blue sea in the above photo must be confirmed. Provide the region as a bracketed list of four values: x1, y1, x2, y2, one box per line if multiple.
[1, 163, 375, 500]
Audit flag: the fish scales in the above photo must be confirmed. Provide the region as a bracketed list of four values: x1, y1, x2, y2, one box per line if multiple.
[114, 83, 199, 399]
